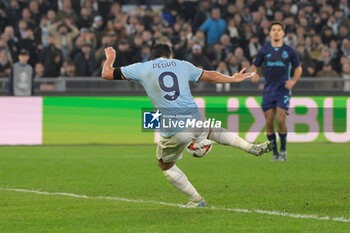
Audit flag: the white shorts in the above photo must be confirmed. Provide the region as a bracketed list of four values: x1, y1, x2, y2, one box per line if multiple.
[157, 127, 209, 163]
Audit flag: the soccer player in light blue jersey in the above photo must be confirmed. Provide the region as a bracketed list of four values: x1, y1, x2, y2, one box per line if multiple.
[251, 22, 302, 161]
[102, 44, 272, 208]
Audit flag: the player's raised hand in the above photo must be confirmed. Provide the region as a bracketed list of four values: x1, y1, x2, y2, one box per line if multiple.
[104, 46, 116, 61]
[285, 80, 295, 90]
[102, 47, 117, 80]
[232, 67, 253, 82]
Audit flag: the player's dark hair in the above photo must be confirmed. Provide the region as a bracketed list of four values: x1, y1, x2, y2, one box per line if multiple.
[151, 43, 173, 60]
[270, 21, 285, 31]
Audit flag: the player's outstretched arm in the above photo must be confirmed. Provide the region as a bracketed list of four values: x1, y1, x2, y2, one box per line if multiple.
[102, 47, 121, 80]
[250, 65, 259, 83]
[199, 67, 253, 84]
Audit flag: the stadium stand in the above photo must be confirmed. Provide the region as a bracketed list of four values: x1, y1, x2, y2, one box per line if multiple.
[0, 0, 349, 95]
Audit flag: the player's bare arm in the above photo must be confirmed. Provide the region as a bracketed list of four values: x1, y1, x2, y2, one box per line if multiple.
[199, 67, 253, 83]
[285, 65, 302, 90]
[102, 47, 125, 80]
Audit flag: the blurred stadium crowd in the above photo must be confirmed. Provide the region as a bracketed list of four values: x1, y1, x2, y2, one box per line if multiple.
[0, 0, 349, 88]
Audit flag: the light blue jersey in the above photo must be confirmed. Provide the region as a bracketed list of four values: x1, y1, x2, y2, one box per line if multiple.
[121, 58, 203, 137]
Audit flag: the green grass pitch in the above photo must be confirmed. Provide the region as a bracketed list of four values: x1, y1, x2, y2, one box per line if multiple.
[1, 143, 349, 233]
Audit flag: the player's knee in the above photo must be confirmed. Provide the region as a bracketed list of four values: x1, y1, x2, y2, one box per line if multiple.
[157, 160, 164, 169]
[277, 121, 283, 126]
[276, 118, 285, 126]
[277, 122, 286, 132]
[265, 121, 274, 129]
[158, 160, 175, 171]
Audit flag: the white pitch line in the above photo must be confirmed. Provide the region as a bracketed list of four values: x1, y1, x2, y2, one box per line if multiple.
[2, 187, 350, 223]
